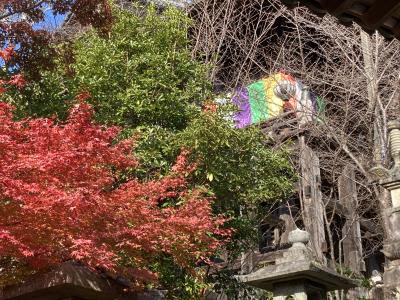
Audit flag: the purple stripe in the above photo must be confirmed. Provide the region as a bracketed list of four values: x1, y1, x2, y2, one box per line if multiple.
[232, 88, 251, 128]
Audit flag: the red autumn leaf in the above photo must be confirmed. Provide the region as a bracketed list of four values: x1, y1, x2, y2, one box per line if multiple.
[0, 48, 26, 92]
[75, 90, 91, 101]
[0, 0, 113, 77]
[8, 74, 26, 88]
[0, 102, 230, 287]
[0, 46, 15, 62]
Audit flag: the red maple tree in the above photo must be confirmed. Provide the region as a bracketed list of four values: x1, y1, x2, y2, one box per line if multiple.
[0, 46, 26, 92]
[0, 0, 113, 77]
[0, 101, 230, 286]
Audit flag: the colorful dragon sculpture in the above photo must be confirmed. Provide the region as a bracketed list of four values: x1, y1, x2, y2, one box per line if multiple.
[229, 72, 324, 128]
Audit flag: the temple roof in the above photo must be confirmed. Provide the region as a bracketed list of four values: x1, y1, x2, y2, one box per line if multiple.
[281, 0, 400, 40]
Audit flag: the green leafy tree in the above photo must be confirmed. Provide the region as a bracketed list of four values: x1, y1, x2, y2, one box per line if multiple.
[3, 4, 295, 298]
[176, 111, 294, 208]
[173, 109, 295, 261]
[6, 4, 210, 129]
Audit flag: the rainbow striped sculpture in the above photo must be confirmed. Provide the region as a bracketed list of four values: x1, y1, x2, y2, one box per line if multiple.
[231, 72, 323, 128]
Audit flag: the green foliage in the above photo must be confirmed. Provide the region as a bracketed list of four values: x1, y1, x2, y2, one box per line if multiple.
[129, 109, 295, 254]
[72, 5, 210, 129]
[130, 112, 295, 272]
[3, 68, 72, 119]
[150, 256, 208, 300]
[210, 269, 272, 300]
[131, 107, 295, 207]
[210, 269, 257, 299]
[5, 4, 210, 129]
[127, 125, 176, 180]
[336, 264, 369, 289]
[0, 257, 35, 288]
[171, 110, 295, 256]
[176, 112, 295, 209]
[2, 3, 296, 295]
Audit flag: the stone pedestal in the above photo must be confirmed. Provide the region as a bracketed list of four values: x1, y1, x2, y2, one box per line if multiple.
[272, 280, 328, 300]
[377, 120, 400, 300]
[237, 229, 357, 300]
[383, 263, 400, 300]
[382, 238, 400, 300]
[272, 281, 308, 300]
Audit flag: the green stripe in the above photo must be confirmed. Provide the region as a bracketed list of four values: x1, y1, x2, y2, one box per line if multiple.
[316, 96, 326, 114]
[248, 80, 268, 123]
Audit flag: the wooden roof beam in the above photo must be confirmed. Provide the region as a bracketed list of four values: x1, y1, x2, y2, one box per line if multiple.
[394, 25, 400, 40]
[321, 0, 357, 16]
[363, 0, 400, 30]
[280, 0, 400, 40]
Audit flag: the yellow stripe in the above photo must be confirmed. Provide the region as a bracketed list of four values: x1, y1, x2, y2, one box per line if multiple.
[263, 74, 284, 118]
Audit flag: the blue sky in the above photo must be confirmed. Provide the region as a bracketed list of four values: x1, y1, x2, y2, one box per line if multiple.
[32, 5, 66, 31]
[0, 8, 66, 66]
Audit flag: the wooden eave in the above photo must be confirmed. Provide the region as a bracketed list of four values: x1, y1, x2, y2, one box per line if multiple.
[281, 0, 400, 40]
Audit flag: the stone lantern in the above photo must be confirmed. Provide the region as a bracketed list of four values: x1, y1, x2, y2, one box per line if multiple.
[372, 120, 400, 299]
[238, 228, 356, 300]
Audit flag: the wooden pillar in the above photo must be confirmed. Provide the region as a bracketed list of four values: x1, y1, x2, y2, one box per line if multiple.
[339, 165, 367, 300]
[299, 139, 326, 264]
[339, 165, 364, 273]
